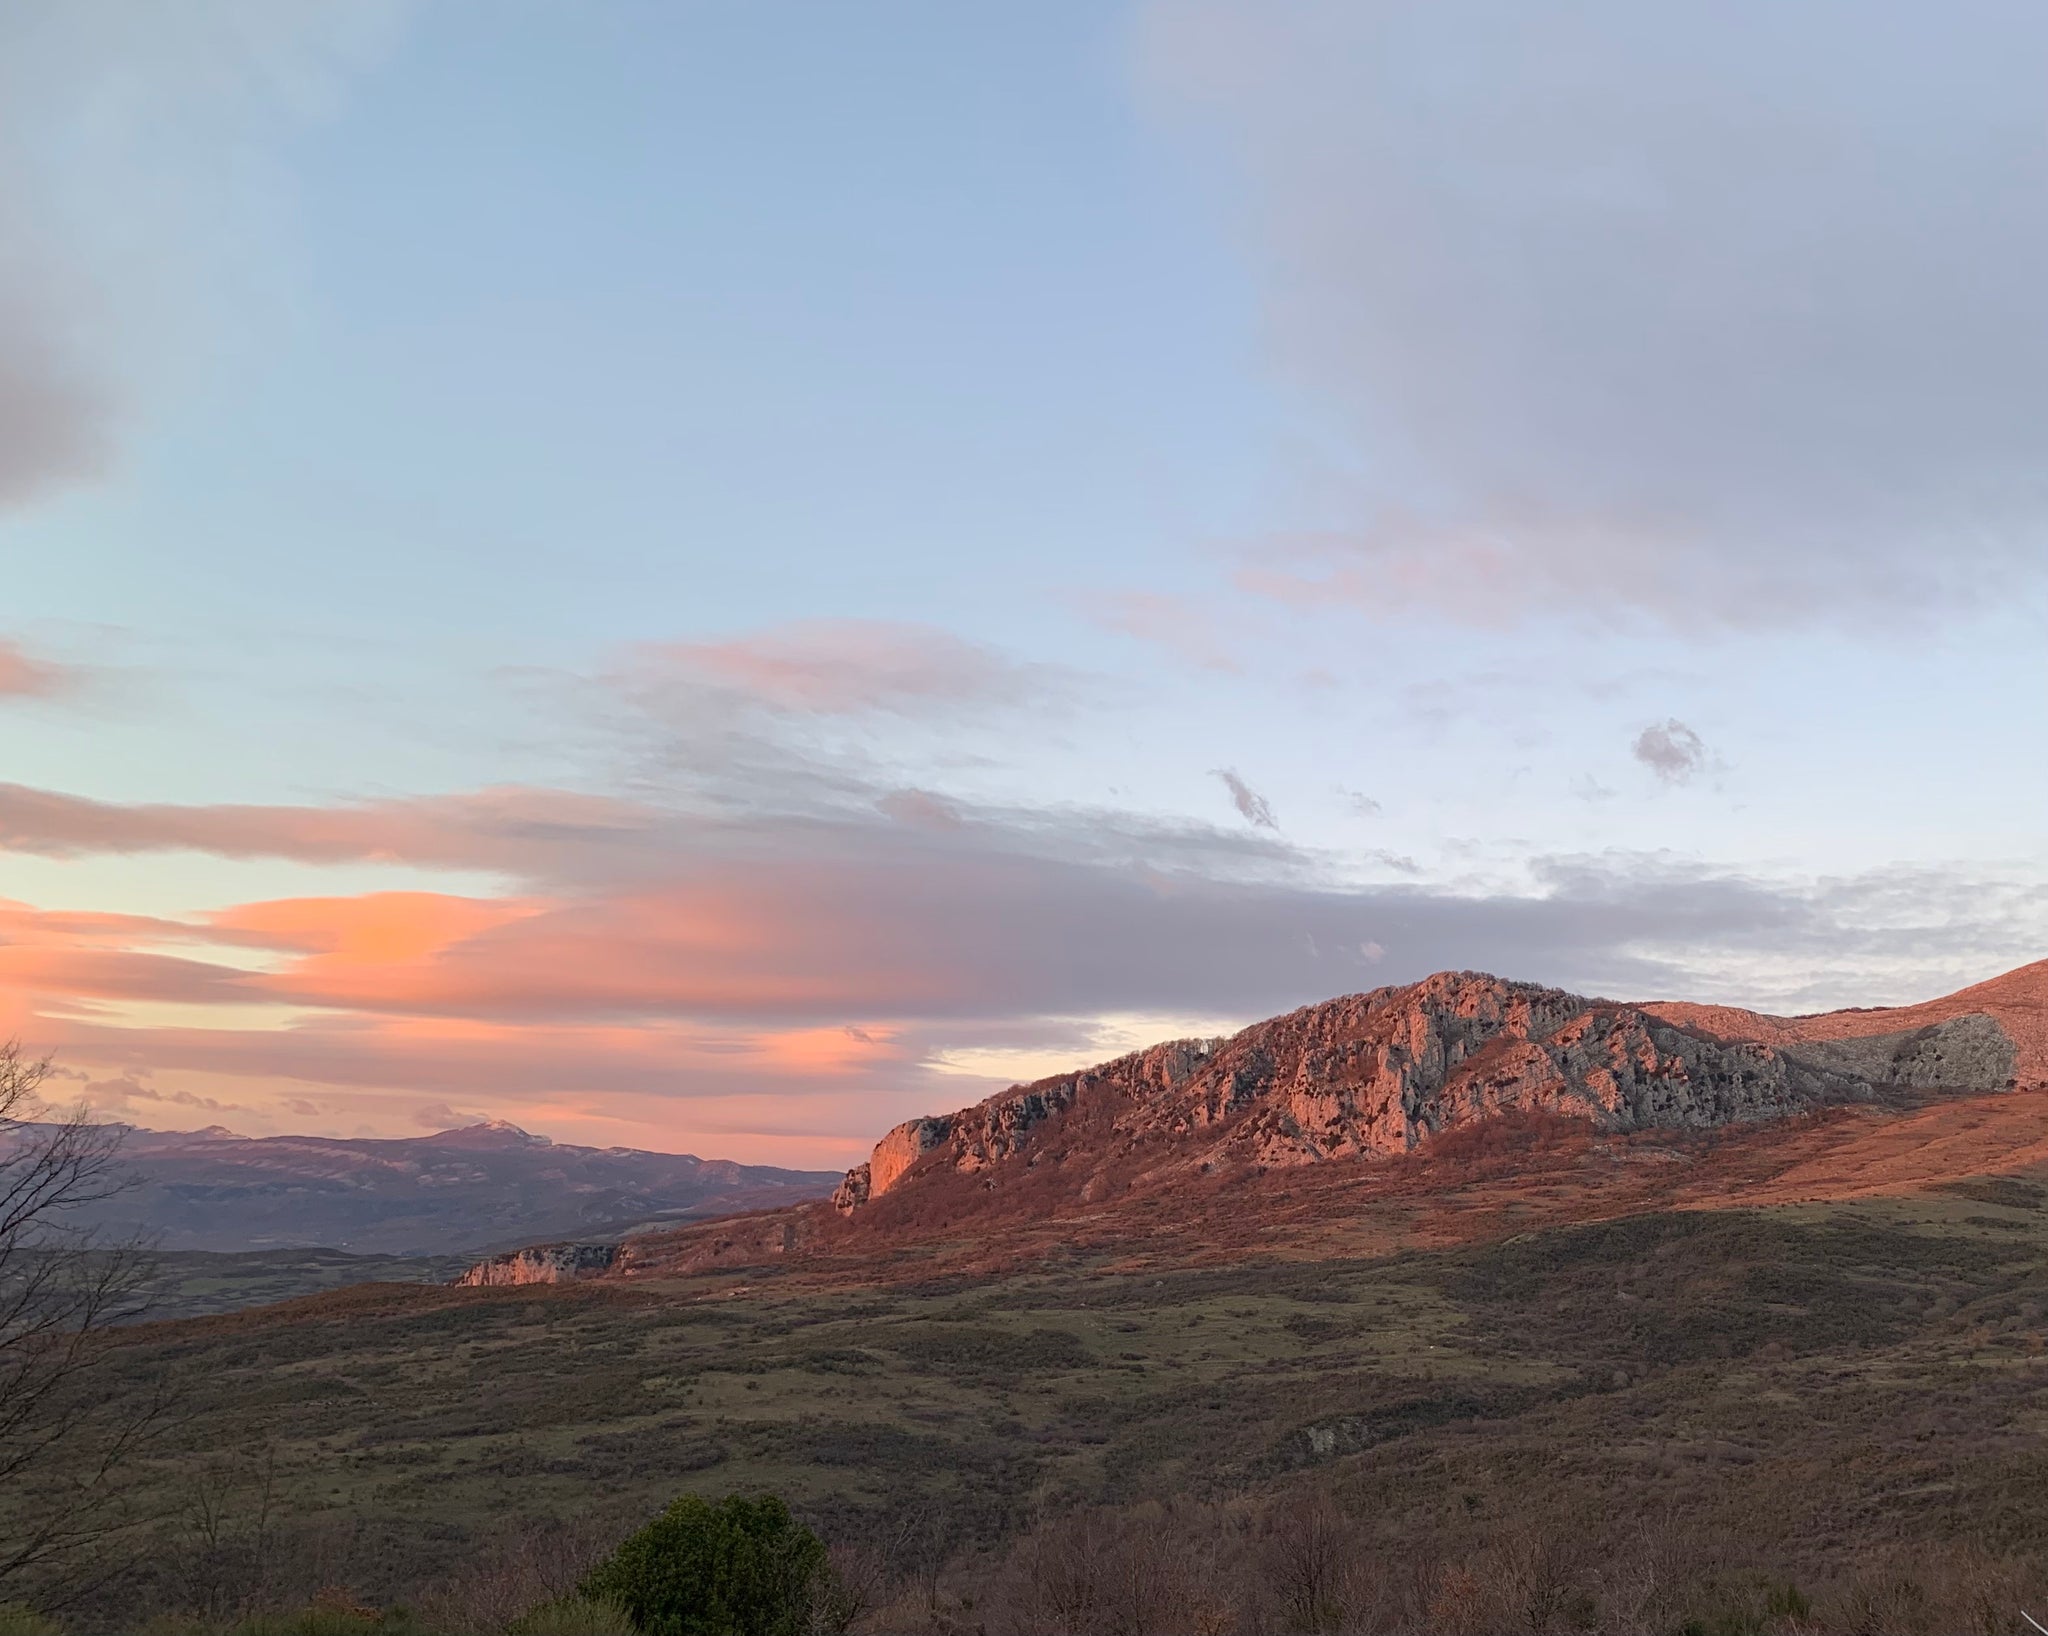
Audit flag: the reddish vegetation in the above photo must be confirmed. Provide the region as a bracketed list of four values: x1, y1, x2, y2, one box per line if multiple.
[602, 962, 2047, 1290]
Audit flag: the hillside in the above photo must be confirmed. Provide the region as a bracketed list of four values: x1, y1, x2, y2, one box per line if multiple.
[1646, 955, 2048, 1085]
[558, 962, 2043, 1287]
[826, 966, 2026, 1219]
[24, 1119, 840, 1256]
[39, 1185, 2048, 1629]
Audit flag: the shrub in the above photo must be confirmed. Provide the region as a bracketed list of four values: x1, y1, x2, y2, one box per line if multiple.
[578, 1495, 827, 1636]
[504, 1598, 638, 1635]
[0, 1605, 61, 1636]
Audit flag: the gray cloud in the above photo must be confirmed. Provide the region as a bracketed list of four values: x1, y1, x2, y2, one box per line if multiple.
[0, 260, 110, 508]
[1143, 0, 2048, 628]
[0, 2, 405, 511]
[3, 621, 2038, 1119]
[3, 771, 2040, 1026]
[1213, 768, 1278, 829]
[1632, 719, 1709, 785]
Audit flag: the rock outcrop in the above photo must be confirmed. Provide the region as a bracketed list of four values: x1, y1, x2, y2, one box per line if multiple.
[456, 1241, 619, 1286]
[1647, 958, 2046, 1090]
[835, 969, 2028, 1214]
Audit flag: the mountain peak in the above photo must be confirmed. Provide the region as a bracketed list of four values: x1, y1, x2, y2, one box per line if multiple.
[419, 1120, 553, 1150]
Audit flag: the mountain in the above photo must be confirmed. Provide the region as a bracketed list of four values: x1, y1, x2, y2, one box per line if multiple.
[828, 966, 2029, 1218]
[30, 1121, 841, 1256]
[542, 961, 2046, 1288]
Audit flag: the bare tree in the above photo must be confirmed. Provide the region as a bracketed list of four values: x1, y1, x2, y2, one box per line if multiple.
[0, 1039, 166, 1595]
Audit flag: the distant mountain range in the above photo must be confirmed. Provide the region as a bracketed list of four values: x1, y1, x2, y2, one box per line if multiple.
[24, 1119, 840, 1256]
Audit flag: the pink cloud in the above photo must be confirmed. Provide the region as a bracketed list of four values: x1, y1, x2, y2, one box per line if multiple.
[0, 638, 76, 699]
[0, 945, 256, 1008]
[632, 619, 1060, 715]
[1092, 591, 1243, 674]
[0, 782, 656, 872]
[1, 767, 2012, 1161]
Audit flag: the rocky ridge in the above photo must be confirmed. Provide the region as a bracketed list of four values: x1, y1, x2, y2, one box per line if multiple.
[455, 1242, 620, 1286]
[833, 969, 2023, 1214]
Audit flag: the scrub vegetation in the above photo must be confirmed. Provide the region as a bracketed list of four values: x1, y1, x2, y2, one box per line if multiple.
[7, 1186, 2048, 1630]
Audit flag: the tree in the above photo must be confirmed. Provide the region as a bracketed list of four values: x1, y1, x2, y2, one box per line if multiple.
[0, 1039, 164, 1595]
[578, 1493, 831, 1636]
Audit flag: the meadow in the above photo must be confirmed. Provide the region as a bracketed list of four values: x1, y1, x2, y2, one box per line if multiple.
[15, 1180, 2048, 1630]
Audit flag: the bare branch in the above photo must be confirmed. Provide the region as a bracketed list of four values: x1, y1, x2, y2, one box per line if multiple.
[0, 1040, 172, 1599]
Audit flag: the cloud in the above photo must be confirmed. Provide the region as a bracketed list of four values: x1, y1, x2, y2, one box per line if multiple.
[0, 639, 75, 699]
[1212, 768, 1277, 829]
[632, 620, 1064, 718]
[0, 613, 2036, 1155]
[411, 1101, 482, 1131]
[1092, 592, 1243, 674]
[5, 776, 2038, 1034]
[1632, 719, 1709, 785]
[0, 254, 109, 508]
[77, 1073, 252, 1123]
[0, 781, 664, 878]
[3, 767, 2043, 1154]
[1141, 0, 2048, 628]
[0, 2, 405, 509]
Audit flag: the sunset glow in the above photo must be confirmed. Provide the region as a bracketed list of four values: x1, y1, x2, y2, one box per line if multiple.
[3, 3, 2044, 1165]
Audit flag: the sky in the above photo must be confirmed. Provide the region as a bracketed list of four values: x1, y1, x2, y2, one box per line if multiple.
[2, 0, 2044, 1165]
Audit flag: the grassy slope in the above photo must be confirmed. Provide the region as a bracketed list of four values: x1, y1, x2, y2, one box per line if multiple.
[45, 1178, 2048, 1610]
[138, 1249, 471, 1322]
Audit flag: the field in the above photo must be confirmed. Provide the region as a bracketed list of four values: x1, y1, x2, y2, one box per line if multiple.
[137, 1250, 470, 1323]
[25, 1170, 2048, 1629]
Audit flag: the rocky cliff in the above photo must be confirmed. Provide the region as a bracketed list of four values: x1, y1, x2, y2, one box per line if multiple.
[456, 1241, 619, 1286]
[835, 969, 2025, 1214]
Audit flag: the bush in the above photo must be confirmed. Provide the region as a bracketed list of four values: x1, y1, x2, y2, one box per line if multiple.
[578, 1495, 827, 1636]
[504, 1598, 638, 1635]
[0, 1605, 61, 1636]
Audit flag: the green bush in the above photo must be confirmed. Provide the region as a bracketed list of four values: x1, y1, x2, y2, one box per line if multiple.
[504, 1598, 638, 1635]
[578, 1494, 827, 1636]
[0, 1605, 61, 1636]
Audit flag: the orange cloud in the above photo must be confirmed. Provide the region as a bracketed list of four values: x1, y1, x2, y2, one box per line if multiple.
[210, 891, 546, 962]
[2, 770, 1985, 1161]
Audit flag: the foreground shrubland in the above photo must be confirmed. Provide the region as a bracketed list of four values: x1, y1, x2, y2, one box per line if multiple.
[12, 1490, 2048, 1634]
[10, 1192, 2048, 1632]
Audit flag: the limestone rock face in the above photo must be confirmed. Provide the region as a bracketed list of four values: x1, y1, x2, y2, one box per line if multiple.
[456, 1241, 618, 1286]
[833, 969, 2026, 1214]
